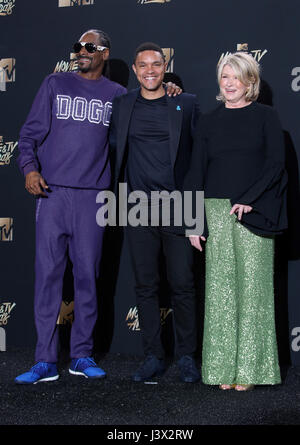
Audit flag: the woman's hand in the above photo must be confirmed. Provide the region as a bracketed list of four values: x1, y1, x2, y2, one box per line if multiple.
[230, 203, 253, 220]
[189, 235, 206, 251]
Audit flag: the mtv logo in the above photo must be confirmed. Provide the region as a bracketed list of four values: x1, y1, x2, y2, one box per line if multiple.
[160, 307, 173, 325]
[0, 218, 13, 241]
[0, 0, 16, 16]
[138, 0, 171, 3]
[162, 48, 174, 73]
[237, 43, 249, 52]
[0, 67, 6, 91]
[0, 136, 18, 165]
[58, 0, 78, 6]
[70, 52, 78, 70]
[0, 58, 16, 83]
[54, 53, 78, 73]
[237, 43, 268, 62]
[58, 0, 94, 6]
[126, 306, 140, 331]
[57, 300, 74, 325]
[0, 327, 6, 351]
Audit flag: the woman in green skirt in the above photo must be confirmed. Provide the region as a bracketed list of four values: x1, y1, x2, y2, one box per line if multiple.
[187, 52, 287, 391]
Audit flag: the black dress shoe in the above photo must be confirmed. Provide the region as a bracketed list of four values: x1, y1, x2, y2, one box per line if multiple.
[132, 355, 165, 382]
[177, 355, 200, 383]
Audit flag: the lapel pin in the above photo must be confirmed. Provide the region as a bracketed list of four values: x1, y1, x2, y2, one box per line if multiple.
[176, 105, 181, 111]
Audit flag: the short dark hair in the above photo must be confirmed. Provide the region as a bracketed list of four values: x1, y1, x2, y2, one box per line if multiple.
[81, 29, 111, 49]
[133, 42, 165, 64]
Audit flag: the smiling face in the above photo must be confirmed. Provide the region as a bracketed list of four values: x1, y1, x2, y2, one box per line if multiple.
[219, 64, 249, 108]
[76, 31, 109, 78]
[132, 50, 167, 98]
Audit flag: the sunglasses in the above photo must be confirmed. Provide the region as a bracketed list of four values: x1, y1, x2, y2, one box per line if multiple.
[73, 41, 108, 54]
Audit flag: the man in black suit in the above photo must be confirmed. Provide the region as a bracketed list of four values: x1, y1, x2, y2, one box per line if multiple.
[109, 42, 201, 383]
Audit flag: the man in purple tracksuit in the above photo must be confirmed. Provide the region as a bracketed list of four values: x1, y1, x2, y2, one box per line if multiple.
[15, 29, 127, 384]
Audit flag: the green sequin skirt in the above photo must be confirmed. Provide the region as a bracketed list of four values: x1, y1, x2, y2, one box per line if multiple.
[202, 199, 281, 385]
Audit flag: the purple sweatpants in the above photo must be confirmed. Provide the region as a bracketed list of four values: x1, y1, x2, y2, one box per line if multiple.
[34, 186, 105, 362]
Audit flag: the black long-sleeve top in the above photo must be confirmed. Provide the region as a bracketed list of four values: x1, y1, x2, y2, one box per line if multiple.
[185, 101, 288, 236]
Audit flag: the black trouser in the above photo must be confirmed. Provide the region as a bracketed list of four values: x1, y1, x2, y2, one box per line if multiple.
[126, 225, 197, 359]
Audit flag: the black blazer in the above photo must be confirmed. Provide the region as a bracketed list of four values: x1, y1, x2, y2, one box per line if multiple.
[109, 88, 201, 194]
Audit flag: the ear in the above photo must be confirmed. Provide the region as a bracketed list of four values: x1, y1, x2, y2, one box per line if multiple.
[102, 48, 110, 61]
[132, 63, 137, 75]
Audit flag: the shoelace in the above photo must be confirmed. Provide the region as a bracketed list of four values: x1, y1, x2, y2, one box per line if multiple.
[31, 362, 49, 374]
[75, 357, 97, 370]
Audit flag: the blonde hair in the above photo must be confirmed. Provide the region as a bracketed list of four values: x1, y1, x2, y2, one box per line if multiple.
[216, 52, 260, 102]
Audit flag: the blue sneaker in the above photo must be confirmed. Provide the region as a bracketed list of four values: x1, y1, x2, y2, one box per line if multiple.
[69, 357, 106, 379]
[15, 362, 59, 385]
[132, 355, 165, 382]
[177, 355, 200, 383]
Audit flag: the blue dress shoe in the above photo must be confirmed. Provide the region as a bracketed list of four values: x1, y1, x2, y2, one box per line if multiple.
[178, 355, 200, 383]
[69, 357, 106, 379]
[15, 362, 59, 385]
[132, 355, 165, 382]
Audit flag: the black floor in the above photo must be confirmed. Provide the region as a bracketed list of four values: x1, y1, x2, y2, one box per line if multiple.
[1, 348, 300, 429]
